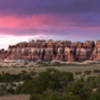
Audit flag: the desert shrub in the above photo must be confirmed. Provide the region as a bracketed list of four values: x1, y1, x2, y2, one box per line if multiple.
[88, 92, 100, 100]
[17, 68, 74, 94]
[0, 71, 33, 82]
[30, 94, 43, 100]
[94, 69, 100, 73]
[30, 92, 61, 100]
[66, 80, 91, 100]
[0, 73, 19, 82]
[40, 68, 74, 89]
[75, 72, 82, 75]
[0, 90, 8, 96]
[63, 93, 81, 100]
[43, 63, 49, 66]
[45, 91, 61, 100]
[21, 66, 26, 68]
[24, 61, 28, 65]
[86, 76, 100, 89]
[51, 62, 61, 66]
[2, 66, 8, 68]
[37, 62, 50, 67]
[0, 85, 11, 96]
[2, 67, 100, 99]
[84, 70, 92, 75]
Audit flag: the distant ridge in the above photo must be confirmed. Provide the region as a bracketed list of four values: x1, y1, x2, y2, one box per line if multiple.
[0, 40, 100, 62]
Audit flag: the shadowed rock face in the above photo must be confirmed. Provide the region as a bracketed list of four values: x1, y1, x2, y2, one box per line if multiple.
[0, 40, 100, 62]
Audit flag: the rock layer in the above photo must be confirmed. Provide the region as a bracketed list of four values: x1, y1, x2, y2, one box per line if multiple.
[0, 40, 100, 61]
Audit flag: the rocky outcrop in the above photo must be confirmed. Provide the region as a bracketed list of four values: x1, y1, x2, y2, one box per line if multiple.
[0, 40, 100, 62]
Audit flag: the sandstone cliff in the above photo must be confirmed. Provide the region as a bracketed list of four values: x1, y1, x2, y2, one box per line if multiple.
[0, 40, 100, 62]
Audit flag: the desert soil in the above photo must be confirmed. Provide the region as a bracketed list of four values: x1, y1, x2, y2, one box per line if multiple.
[0, 63, 100, 74]
[0, 95, 30, 100]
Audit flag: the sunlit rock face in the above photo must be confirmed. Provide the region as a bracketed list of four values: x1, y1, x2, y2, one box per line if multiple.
[0, 40, 100, 62]
[92, 40, 100, 61]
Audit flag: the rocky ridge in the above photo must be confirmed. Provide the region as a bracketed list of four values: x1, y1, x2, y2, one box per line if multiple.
[0, 40, 100, 62]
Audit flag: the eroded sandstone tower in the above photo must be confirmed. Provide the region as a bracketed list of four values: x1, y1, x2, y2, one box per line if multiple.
[0, 40, 100, 62]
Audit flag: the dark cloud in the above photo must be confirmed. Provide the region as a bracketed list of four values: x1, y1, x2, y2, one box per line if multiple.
[0, 0, 100, 15]
[0, 0, 100, 41]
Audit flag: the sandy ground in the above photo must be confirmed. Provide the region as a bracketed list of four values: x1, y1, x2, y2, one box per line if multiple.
[0, 95, 30, 100]
[0, 63, 100, 74]
[35, 64, 100, 72]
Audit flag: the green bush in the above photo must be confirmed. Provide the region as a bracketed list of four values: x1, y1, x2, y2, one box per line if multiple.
[75, 72, 82, 75]
[66, 81, 91, 100]
[63, 93, 81, 100]
[94, 69, 100, 73]
[18, 68, 74, 94]
[89, 92, 100, 100]
[1, 68, 100, 99]
[84, 70, 92, 75]
[30, 94, 43, 100]
[46, 92, 61, 100]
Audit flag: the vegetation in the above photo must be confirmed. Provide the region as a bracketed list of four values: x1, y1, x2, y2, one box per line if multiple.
[94, 69, 100, 73]
[75, 72, 82, 75]
[0, 68, 100, 100]
[84, 70, 92, 75]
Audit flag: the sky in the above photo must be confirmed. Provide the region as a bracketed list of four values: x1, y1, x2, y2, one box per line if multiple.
[0, 0, 100, 49]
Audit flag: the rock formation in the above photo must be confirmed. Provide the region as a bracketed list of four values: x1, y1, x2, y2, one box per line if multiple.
[0, 40, 100, 62]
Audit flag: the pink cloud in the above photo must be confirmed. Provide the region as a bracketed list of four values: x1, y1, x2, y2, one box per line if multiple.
[0, 14, 69, 28]
[0, 14, 100, 37]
